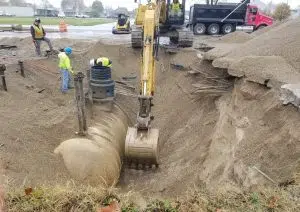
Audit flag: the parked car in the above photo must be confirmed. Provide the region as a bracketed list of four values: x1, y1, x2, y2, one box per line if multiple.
[75, 14, 89, 18]
[0, 11, 14, 16]
[58, 14, 66, 18]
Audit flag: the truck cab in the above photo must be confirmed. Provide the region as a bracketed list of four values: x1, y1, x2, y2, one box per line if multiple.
[188, 0, 273, 35]
[246, 5, 273, 30]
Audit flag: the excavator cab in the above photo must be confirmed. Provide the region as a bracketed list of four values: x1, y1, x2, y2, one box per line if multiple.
[166, 0, 185, 25]
[132, 0, 193, 48]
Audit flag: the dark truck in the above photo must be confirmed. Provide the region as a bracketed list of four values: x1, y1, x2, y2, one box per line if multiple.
[188, 0, 273, 35]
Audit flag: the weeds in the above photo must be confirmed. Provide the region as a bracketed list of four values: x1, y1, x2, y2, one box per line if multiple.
[3, 183, 299, 212]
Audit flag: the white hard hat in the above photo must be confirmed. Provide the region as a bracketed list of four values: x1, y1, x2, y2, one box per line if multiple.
[89, 59, 95, 66]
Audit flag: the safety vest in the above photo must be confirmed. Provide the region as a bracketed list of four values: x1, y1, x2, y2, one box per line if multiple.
[58, 52, 73, 73]
[96, 57, 112, 67]
[171, 3, 180, 12]
[33, 24, 44, 39]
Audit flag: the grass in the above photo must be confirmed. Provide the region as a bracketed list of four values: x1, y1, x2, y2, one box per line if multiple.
[3, 182, 300, 212]
[0, 17, 114, 26]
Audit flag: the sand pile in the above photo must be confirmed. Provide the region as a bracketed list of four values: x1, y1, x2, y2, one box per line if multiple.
[215, 31, 254, 43]
[0, 60, 76, 186]
[252, 20, 285, 36]
[227, 56, 300, 87]
[225, 19, 300, 72]
[201, 31, 254, 60]
[204, 18, 300, 86]
[0, 37, 94, 65]
[203, 43, 239, 61]
[2, 36, 299, 201]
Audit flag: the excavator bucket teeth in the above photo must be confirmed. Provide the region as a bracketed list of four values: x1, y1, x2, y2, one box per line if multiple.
[125, 127, 159, 168]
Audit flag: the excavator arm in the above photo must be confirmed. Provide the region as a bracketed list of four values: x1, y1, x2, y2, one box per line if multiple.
[125, 1, 162, 168]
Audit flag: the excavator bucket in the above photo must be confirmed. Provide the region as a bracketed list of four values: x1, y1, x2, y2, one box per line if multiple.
[125, 127, 159, 169]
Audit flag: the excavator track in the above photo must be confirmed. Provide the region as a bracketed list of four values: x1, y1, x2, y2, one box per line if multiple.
[177, 29, 194, 48]
[131, 27, 143, 48]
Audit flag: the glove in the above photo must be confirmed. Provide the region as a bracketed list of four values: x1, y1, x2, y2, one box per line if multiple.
[32, 39, 37, 47]
[69, 69, 75, 75]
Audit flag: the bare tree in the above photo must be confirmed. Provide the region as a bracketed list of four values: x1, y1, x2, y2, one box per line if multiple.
[0, 0, 9, 6]
[273, 3, 291, 21]
[61, 0, 85, 13]
[9, 0, 25, 6]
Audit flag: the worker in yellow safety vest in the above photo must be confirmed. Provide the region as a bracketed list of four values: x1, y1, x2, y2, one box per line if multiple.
[30, 17, 53, 56]
[89, 57, 112, 68]
[58, 47, 74, 93]
[169, 0, 183, 17]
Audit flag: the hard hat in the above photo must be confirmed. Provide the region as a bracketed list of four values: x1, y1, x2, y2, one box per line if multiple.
[89, 59, 95, 66]
[64, 47, 72, 55]
[35, 17, 41, 23]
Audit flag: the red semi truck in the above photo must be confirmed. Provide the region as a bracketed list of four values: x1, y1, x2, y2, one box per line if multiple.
[188, 0, 273, 35]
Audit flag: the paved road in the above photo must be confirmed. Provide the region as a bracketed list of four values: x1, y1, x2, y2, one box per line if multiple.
[0, 22, 132, 45]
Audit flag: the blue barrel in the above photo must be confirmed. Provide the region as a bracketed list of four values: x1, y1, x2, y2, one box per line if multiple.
[90, 66, 111, 81]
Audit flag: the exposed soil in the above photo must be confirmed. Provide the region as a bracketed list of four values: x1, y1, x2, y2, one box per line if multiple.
[0, 21, 299, 207]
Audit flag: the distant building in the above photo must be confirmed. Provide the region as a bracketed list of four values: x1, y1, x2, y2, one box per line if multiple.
[0, 6, 34, 16]
[291, 8, 300, 18]
[63, 8, 76, 17]
[35, 7, 59, 17]
[83, 8, 92, 17]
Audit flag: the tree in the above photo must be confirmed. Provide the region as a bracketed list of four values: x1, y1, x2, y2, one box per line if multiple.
[273, 3, 291, 21]
[91, 0, 104, 17]
[61, 0, 86, 13]
[61, 0, 69, 11]
[9, 0, 25, 6]
[114, 7, 129, 16]
[0, 0, 8, 6]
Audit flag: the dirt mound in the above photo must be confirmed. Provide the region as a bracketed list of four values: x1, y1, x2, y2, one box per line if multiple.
[0, 61, 76, 186]
[252, 20, 285, 36]
[227, 56, 300, 87]
[0, 37, 94, 65]
[223, 19, 300, 72]
[0, 40, 138, 187]
[203, 43, 240, 61]
[215, 31, 254, 43]
[1, 36, 299, 203]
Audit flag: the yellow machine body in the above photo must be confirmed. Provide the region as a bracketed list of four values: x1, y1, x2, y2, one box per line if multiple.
[134, 1, 166, 26]
[131, 0, 193, 48]
[125, 1, 161, 167]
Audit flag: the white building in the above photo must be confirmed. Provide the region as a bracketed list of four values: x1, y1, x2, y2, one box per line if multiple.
[0, 6, 34, 17]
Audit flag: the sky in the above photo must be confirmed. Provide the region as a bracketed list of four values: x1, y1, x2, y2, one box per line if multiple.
[26, 0, 299, 10]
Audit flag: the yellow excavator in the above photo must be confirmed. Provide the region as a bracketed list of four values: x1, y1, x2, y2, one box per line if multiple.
[124, 0, 165, 168]
[125, 1, 193, 169]
[131, 0, 193, 48]
[125, 0, 193, 168]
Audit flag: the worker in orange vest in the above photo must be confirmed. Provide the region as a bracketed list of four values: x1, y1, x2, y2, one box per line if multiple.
[30, 17, 54, 56]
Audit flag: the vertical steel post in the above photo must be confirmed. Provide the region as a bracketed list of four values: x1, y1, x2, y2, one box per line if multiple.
[74, 72, 87, 135]
[18, 61, 25, 77]
[0, 64, 7, 91]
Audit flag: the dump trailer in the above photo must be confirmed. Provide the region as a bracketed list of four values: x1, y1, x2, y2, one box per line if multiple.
[188, 0, 273, 35]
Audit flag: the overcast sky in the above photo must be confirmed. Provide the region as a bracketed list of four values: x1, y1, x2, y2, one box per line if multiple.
[26, 0, 299, 10]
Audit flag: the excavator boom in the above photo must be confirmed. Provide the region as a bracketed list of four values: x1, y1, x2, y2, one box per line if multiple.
[125, 1, 161, 168]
